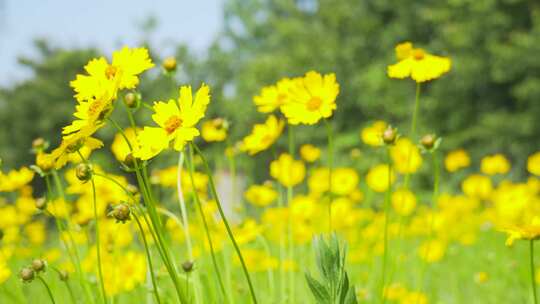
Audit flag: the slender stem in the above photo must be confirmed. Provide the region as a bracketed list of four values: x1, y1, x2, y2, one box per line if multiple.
[36, 276, 56, 304]
[531, 240, 538, 304]
[287, 125, 295, 303]
[192, 143, 258, 304]
[133, 211, 162, 304]
[379, 147, 393, 304]
[324, 119, 334, 233]
[176, 152, 194, 260]
[187, 145, 228, 302]
[91, 178, 108, 304]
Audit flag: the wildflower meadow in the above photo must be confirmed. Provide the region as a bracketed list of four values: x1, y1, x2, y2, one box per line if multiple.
[1, 1, 540, 304]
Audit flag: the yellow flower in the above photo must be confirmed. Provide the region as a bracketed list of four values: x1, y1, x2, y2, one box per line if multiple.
[366, 164, 395, 192]
[299, 144, 321, 163]
[481, 154, 511, 175]
[253, 78, 294, 113]
[244, 183, 278, 207]
[46, 126, 103, 169]
[0, 167, 34, 192]
[270, 153, 306, 187]
[390, 138, 423, 174]
[474, 272, 489, 284]
[383, 282, 408, 300]
[0, 256, 11, 284]
[392, 188, 417, 216]
[201, 118, 228, 142]
[111, 127, 140, 162]
[418, 239, 446, 263]
[24, 221, 46, 245]
[501, 217, 540, 246]
[462, 174, 492, 200]
[388, 41, 451, 83]
[400, 291, 428, 304]
[331, 168, 359, 196]
[444, 149, 471, 172]
[361, 120, 387, 147]
[528, 151, 540, 176]
[135, 84, 210, 160]
[240, 115, 284, 155]
[70, 46, 154, 102]
[280, 71, 339, 125]
[234, 249, 278, 272]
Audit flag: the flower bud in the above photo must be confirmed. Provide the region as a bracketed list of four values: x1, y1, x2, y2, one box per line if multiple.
[75, 163, 93, 182]
[59, 270, 69, 281]
[31, 259, 46, 273]
[123, 153, 136, 168]
[124, 92, 141, 109]
[35, 197, 47, 210]
[109, 203, 131, 223]
[420, 134, 436, 150]
[382, 126, 397, 145]
[162, 57, 177, 72]
[32, 138, 47, 152]
[126, 184, 139, 197]
[20, 267, 35, 283]
[182, 261, 194, 273]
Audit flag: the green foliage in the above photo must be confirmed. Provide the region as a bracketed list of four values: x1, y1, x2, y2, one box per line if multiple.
[305, 234, 358, 304]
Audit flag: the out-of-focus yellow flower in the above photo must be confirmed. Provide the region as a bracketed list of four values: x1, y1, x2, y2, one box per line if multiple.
[135, 84, 210, 160]
[462, 174, 493, 200]
[0, 167, 34, 192]
[24, 221, 46, 245]
[383, 282, 408, 300]
[418, 239, 446, 263]
[201, 118, 228, 142]
[234, 219, 263, 245]
[0, 256, 11, 284]
[501, 217, 540, 246]
[392, 188, 417, 216]
[391, 138, 422, 174]
[528, 151, 540, 176]
[331, 168, 359, 196]
[241, 115, 284, 155]
[111, 127, 140, 162]
[299, 144, 321, 163]
[234, 249, 278, 272]
[474, 271, 489, 284]
[244, 183, 277, 207]
[270, 153, 305, 187]
[280, 71, 339, 125]
[361, 120, 386, 147]
[366, 164, 395, 193]
[444, 149, 471, 172]
[400, 291, 428, 304]
[254, 78, 294, 113]
[388, 41, 451, 83]
[481, 154, 511, 175]
[70, 46, 154, 102]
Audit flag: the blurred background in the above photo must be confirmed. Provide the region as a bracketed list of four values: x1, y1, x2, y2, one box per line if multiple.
[1, 0, 539, 183]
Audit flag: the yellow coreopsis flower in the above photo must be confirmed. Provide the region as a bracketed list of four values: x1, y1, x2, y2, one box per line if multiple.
[528, 151, 540, 176]
[361, 120, 387, 147]
[244, 183, 278, 207]
[280, 71, 339, 125]
[501, 217, 540, 246]
[299, 144, 321, 163]
[0, 256, 11, 284]
[0, 167, 34, 192]
[270, 153, 306, 187]
[46, 125, 103, 169]
[135, 84, 210, 160]
[444, 149, 471, 172]
[240, 115, 284, 155]
[331, 168, 360, 196]
[201, 118, 228, 142]
[388, 41, 451, 83]
[111, 127, 140, 162]
[392, 188, 417, 216]
[400, 291, 428, 304]
[253, 78, 294, 113]
[462, 174, 492, 200]
[390, 138, 423, 174]
[480, 153, 511, 175]
[418, 239, 446, 263]
[366, 164, 395, 193]
[70, 46, 154, 102]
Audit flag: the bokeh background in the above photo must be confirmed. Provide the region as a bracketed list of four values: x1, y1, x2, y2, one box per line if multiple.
[1, 0, 539, 182]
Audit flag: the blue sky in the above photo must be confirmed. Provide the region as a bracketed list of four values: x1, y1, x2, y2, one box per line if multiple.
[0, 0, 223, 85]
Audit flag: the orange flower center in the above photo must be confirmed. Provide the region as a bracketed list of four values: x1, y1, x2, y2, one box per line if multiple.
[413, 49, 425, 60]
[105, 65, 118, 79]
[306, 97, 322, 112]
[164, 116, 182, 134]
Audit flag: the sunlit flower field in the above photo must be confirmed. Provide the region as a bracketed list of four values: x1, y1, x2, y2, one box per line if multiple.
[1, 42, 540, 304]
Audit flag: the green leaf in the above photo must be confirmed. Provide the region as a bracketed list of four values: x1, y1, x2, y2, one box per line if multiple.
[305, 272, 331, 303]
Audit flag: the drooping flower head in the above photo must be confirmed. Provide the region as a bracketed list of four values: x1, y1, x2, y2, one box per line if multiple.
[388, 42, 451, 83]
[46, 125, 103, 169]
[135, 84, 210, 160]
[280, 71, 339, 125]
[70, 47, 154, 102]
[240, 115, 284, 155]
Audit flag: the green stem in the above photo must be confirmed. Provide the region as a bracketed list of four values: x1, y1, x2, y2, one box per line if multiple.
[187, 145, 228, 302]
[324, 119, 334, 233]
[192, 143, 258, 304]
[91, 178, 108, 304]
[36, 276, 56, 304]
[379, 147, 393, 304]
[531, 240, 538, 304]
[287, 125, 296, 303]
